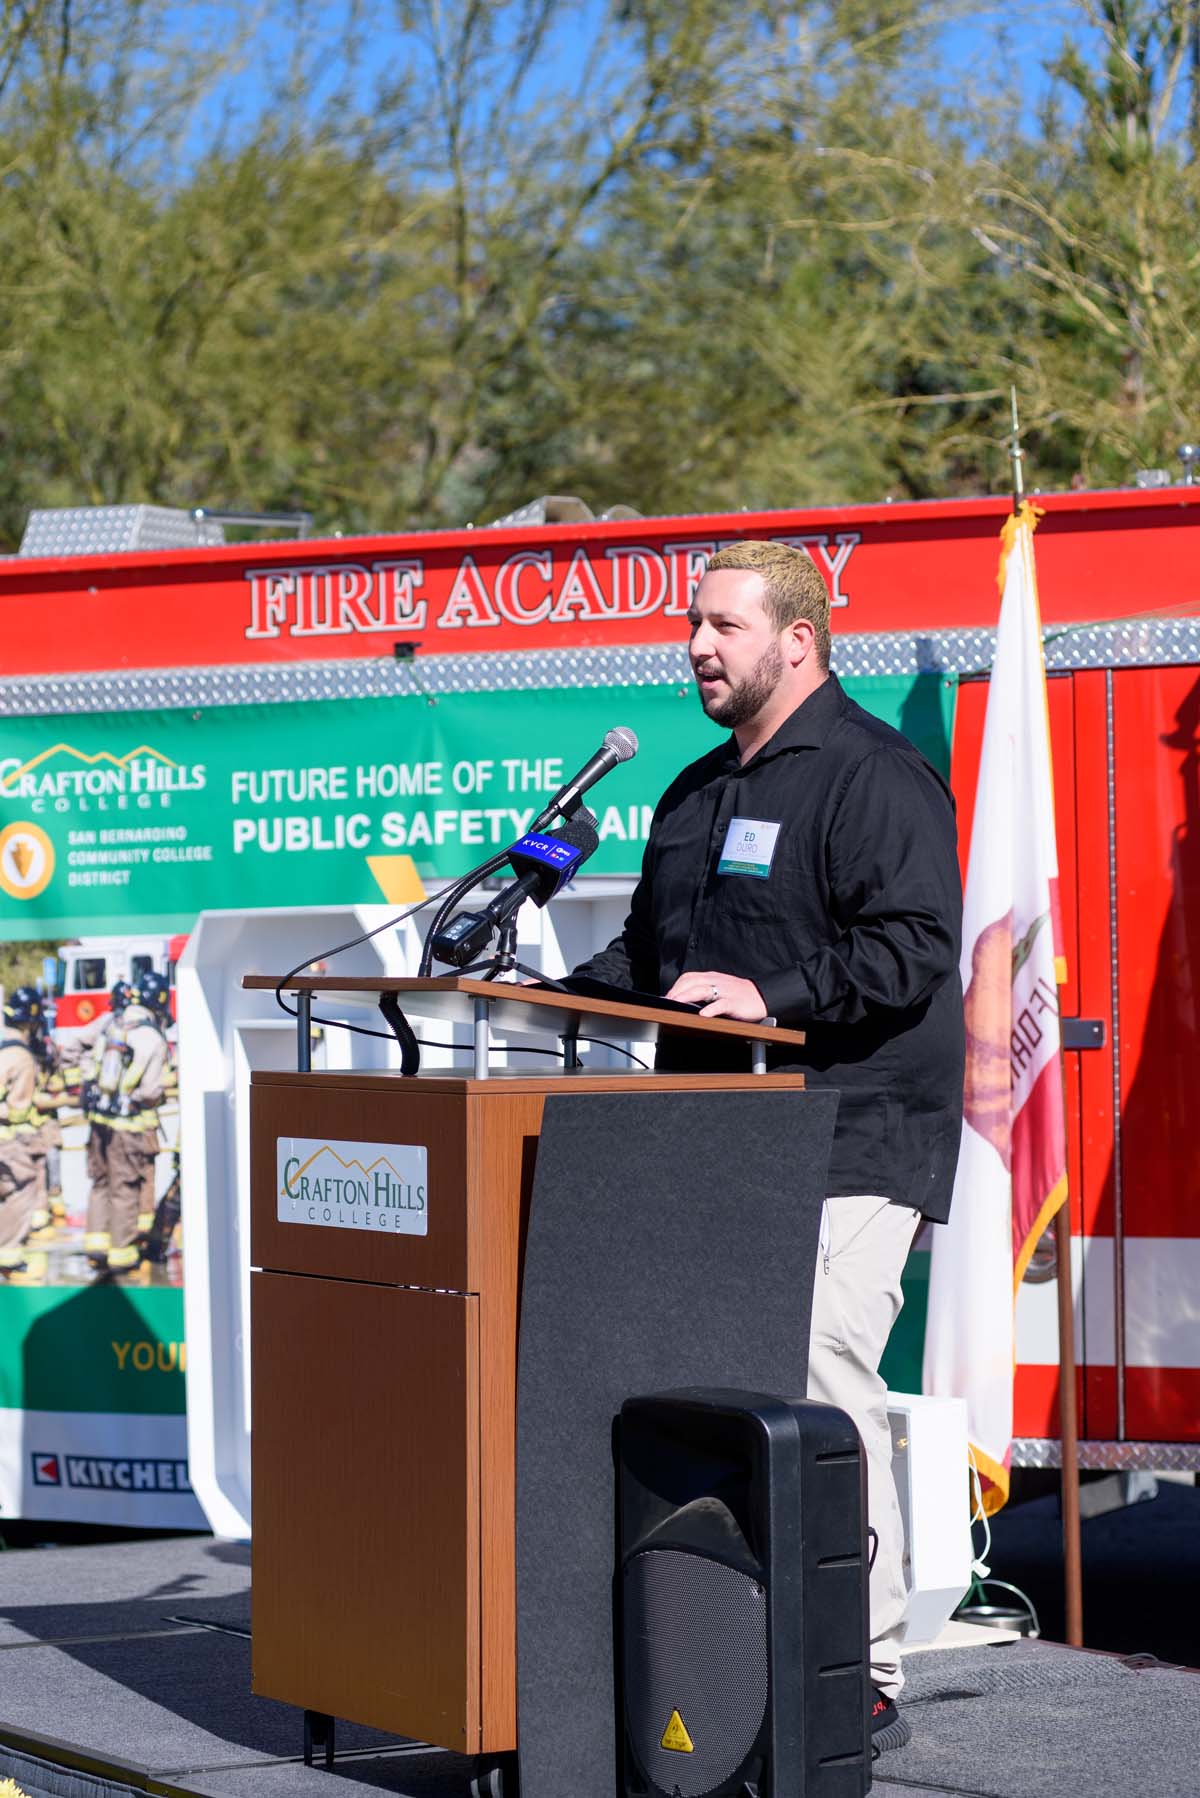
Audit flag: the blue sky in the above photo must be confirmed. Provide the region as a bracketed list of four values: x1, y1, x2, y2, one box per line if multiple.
[163, 0, 611, 162]
[147, 0, 1200, 192]
[162, 1, 1100, 168]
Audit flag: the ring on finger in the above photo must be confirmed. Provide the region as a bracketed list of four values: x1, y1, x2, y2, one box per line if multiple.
[710, 984, 720, 1003]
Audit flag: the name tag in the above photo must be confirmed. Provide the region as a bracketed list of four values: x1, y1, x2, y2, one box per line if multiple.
[717, 816, 781, 878]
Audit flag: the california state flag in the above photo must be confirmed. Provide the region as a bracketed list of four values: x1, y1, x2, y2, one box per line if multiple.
[922, 500, 1068, 1515]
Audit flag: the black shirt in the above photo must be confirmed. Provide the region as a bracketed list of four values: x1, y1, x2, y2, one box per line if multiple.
[573, 673, 965, 1221]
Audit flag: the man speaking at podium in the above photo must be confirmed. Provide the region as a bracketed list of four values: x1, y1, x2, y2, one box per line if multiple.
[571, 540, 964, 1751]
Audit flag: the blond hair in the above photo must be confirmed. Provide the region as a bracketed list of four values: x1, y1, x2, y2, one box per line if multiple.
[706, 540, 831, 669]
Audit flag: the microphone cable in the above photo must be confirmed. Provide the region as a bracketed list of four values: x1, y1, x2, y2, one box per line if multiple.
[274, 843, 520, 1021]
[418, 846, 512, 977]
[418, 808, 600, 976]
[274, 885, 447, 1024]
[271, 875, 647, 1067]
[300, 1022, 648, 1069]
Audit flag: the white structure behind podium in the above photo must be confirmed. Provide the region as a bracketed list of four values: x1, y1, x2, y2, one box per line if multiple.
[179, 904, 418, 1537]
[887, 1391, 973, 1645]
[177, 882, 643, 1537]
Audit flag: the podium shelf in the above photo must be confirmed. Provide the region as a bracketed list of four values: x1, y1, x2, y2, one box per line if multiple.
[243, 974, 807, 1065]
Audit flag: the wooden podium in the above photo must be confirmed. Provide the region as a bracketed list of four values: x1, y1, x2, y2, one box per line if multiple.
[245, 977, 835, 1795]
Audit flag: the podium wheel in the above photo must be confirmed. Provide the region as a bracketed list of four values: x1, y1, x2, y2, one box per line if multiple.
[469, 1751, 518, 1798]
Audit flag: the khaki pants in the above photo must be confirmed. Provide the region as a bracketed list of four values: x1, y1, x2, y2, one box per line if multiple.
[87, 1124, 159, 1257]
[807, 1194, 921, 1701]
[0, 1136, 40, 1264]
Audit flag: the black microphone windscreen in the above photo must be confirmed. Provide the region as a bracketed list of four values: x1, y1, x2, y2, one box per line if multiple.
[557, 807, 600, 860]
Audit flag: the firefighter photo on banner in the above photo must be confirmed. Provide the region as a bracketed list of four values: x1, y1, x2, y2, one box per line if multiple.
[0, 935, 198, 1529]
[0, 945, 182, 1290]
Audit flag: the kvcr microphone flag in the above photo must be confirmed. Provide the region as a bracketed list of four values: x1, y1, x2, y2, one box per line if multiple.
[429, 809, 600, 968]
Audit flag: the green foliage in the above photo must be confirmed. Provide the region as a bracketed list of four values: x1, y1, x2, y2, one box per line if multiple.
[0, 0, 1198, 539]
[0, 939, 58, 995]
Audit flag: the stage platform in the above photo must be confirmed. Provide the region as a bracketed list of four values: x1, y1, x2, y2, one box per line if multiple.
[0, 1536, 1196, 1798]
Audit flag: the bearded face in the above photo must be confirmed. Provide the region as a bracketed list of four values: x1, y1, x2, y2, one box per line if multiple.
[696, 637, 786, 730]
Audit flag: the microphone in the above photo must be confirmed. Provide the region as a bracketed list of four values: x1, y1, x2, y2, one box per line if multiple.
[429, 810, 601, 968]
[535, 726, 638, 826]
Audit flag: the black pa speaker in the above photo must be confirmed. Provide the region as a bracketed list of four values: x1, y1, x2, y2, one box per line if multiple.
[617, 1389, 870, 1798]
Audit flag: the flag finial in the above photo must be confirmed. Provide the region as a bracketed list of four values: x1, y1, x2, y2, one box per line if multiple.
[1009, 386, 1024, 515]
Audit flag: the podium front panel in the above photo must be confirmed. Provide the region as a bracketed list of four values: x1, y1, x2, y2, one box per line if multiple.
[252, 1080, 473, 1292]
[250, 1071, 544, 1750]
[251, 1273, 481, 1747]
[249, 1067, 820, 1765]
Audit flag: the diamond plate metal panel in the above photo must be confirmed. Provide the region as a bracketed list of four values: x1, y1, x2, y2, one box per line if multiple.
[1012, 1438, 1200, 1471]
[832, 618, 1200, 676]
[0, 646, 694, 715]
[0, 617, 1197, 716]
[829, 629, 994, 677]
[17, 505, 225, 557]
[1043, 616, 1200, 669]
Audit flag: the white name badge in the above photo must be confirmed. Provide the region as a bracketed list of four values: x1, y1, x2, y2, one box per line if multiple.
[717, 816, 781, 878]
[277, 1137, 428, 1234]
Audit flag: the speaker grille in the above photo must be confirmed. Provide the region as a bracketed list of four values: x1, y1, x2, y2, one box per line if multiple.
[623, 1547, 769, 1798]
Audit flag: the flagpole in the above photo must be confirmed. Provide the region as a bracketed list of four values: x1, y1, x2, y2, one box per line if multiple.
[1009, 388, 1084, 1647]
[1008, 385, 1025, 514]
[1054, 1200, 1084, 1644]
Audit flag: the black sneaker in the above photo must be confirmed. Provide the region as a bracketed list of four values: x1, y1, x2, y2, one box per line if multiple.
[870, 1687, 911, 1755]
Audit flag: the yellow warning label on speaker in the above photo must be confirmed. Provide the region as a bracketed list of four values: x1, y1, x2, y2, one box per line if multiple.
[660, 1709, 694, 1753]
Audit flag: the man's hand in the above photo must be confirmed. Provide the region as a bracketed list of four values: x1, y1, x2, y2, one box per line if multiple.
[665, 971, 768, 1021]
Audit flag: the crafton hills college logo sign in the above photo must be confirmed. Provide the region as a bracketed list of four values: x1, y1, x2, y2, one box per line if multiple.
[0, 742, 207, 815]
[276, 1138, 429, 1236]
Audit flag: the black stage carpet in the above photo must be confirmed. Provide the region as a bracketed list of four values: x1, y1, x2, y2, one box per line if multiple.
[1, 1535, 1198, 1798]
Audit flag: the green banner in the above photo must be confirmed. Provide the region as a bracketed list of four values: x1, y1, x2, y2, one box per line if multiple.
[0, 1286, 186, 1415]
[879, 1251, 930, 1396]
[0, 674, 955, 937]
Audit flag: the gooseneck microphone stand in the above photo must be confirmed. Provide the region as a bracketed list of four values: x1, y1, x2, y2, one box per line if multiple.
[417, 847, 511, 978]
[390, 868, 570, 1076]
[459, 914, 562, 988]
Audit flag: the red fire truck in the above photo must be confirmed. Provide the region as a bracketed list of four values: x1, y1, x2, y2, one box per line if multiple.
[51, 932, 187, 1026]
[1, 485, 1196, 1468]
